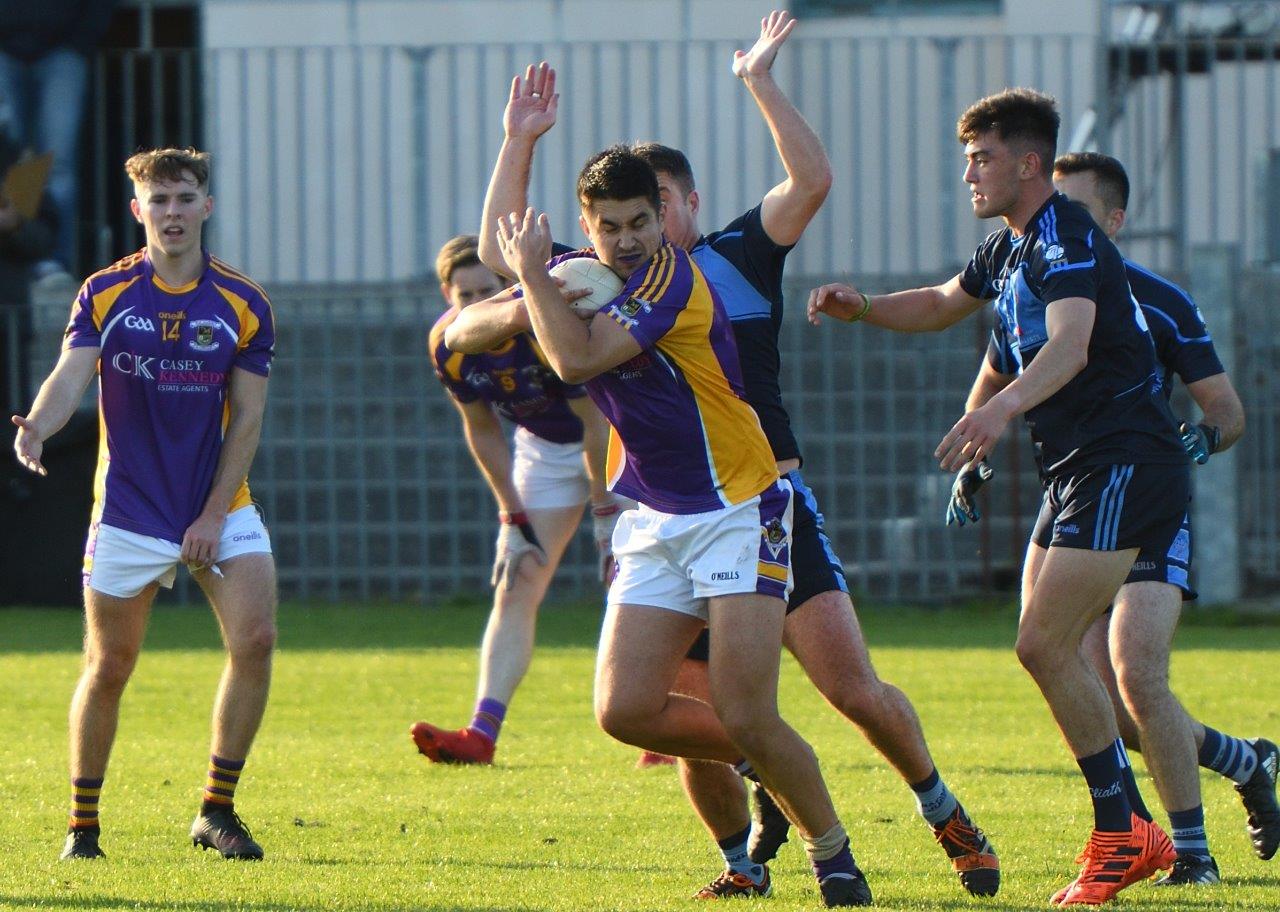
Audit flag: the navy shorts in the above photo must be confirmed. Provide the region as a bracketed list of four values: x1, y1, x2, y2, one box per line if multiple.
[1123, 510, 1196, 599]
[1031, 462, 1192, 592]
[686, 468, 848, 662]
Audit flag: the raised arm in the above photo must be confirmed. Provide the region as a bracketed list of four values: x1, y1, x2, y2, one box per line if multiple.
[478, 63, 559, 277]
[808, 274, 986, 333]
[11, 345, 99, 476]
[180, 367, 269, 567]
[736, 10, 832, 246]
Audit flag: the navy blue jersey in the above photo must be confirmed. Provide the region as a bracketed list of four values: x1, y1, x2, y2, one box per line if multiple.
[691, 204, 800, 464]
[965, 192, 1185, 476]
[1124, 259, 1225, 397]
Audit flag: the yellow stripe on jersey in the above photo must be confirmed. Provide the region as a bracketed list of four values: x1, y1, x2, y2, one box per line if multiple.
[655, 262, 776, 505]
[757, 561, 789, 582]
[633, 247, 678, 303]
[210, 256, 272, 302]
[605, 427, 627, 490]
[214, 284, 259, 352]
[86, 275, 142, 333]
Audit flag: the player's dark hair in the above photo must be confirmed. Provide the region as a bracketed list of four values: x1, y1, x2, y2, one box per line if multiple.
[435, 235, 485, 285]
[576, 145, 662, 214]
[957, 88, 1059, 177]
[125, 147, 212, 189]
[630, 142, 695, 196]
[1053, 152, 1130, 212]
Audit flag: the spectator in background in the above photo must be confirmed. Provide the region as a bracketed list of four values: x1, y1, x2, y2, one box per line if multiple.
[0, 0, 119, 283]
[0, 129, 57, 420]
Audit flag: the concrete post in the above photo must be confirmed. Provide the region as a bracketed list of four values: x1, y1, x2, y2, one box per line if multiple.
[1188, 244, 1242, 606]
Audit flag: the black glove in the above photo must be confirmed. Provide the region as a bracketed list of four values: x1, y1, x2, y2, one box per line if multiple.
[946, 461, 994, 527]
[1178, 422, 1219, 465]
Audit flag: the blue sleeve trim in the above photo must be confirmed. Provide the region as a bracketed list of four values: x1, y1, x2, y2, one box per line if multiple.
[1142, 305, 1213, 345]
[1043, 257, 1096, 276]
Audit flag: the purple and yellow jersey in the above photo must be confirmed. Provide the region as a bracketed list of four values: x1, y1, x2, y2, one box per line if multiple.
[549, 244, 777, 514]
[429, 308, 585, 445]
[63, 249, 275, 544]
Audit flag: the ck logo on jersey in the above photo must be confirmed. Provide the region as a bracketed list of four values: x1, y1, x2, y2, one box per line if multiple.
[124, 315, 156, 332]
[189, 320, 220, 352]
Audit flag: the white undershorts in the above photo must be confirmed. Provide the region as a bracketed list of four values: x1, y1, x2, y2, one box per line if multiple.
[606, 480, 794, 620]
[83, 506, 273, 598]
[512, 426, 590, 510]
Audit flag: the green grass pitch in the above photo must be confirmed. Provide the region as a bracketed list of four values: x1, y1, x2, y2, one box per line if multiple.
[0, 600, 1277, 910]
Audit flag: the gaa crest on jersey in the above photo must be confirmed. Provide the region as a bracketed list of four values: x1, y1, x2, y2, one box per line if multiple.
[189, 320, 220, 352]
[762, 517, 787, 558]
[617, 296, 652, 318]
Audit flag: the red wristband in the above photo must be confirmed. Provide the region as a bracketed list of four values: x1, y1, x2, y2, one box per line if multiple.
[499, 511, 528, 525]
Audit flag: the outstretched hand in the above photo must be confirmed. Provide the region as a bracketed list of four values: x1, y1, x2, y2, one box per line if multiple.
[11, 415, 46, 476]
[496, 208, 554, 279]
[505, 62, 559, 140]
[732, 9, 797, 79]
[807, 283, 864, 325]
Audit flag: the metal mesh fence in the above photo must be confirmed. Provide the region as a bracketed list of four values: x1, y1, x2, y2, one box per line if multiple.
[19, 257, 1280, 604]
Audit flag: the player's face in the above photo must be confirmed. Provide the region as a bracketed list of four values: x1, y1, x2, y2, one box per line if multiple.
[130, 172, 212, 259]
[655, 171, 700, 252]
[963, 133, 1022, 220]
[1053, 170, 1124, 239]
[578, 197, 665, 279]
[444, 262, 503, 309]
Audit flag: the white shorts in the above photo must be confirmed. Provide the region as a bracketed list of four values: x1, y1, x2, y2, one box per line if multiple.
[512, 426, 590, 510]
[83, 506, 273, 599]
[606, 480, 794, 620]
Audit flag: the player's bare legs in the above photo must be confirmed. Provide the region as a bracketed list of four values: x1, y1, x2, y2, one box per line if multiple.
[184, 552, 277, 861]
[71, 585, 159, 780]
[1017, 544, 1137, 755]
[476, 504, 584, 704]
[62, 583, 159, 858]
[413, 504, 584, 764]
[785, 591, 933, 779]
[594, 604, 738, 761]
[1080, 614, 1142, 747]
[1109, 584, 1200, 815]
[196, 553, 278, 761]
[1019, 542, 1176, 904]
[679, 589, 998, 896]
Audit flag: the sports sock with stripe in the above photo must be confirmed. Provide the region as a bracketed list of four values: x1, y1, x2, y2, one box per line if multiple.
[69, 776, 103, 832]
[909, 767, 958, 826]
[1076, 740, 1133, 832]
[1198, 727, 1258, 784]
[1117, 741, 1153, 822]
[717, 824, 765, 881]
[1168, 805, 1210, 858]
[201, 754, 244, 813]
[468, 698, 505, 745]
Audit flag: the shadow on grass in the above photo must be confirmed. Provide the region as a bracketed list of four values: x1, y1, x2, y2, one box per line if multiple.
[2, 600, 1276, 655]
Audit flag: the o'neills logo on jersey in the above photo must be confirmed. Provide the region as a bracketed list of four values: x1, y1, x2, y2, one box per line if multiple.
[189, 320, 221, 351]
